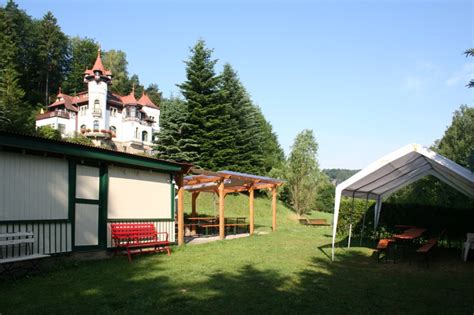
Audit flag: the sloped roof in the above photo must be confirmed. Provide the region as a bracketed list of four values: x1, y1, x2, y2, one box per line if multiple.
[138, 92, 159, 109]
[85, 49, 112, 76]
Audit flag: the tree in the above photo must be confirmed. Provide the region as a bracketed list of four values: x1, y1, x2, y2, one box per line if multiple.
[63, 37, 99, 94]
[37, 11, 70, 106]
[465, 48, 474, 88]
[0, 66, 33, 133]
[36, 125, 61, 140]
[435, 105, 474, 170]
[176, 39, 224, 167]
[103, 49, 129, 95]
[145, 84, 163, 106]
[154, 97, 196, 161]
[285, 129, 321, 216]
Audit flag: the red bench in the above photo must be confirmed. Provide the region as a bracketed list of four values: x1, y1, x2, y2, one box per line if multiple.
[111, 223, 170, 262]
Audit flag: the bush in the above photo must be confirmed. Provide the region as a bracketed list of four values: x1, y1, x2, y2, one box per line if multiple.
[36, 125, 61, 140]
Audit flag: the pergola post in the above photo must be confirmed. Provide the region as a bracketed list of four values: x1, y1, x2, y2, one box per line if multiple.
[249, 186, 255, 235]
[272, 185, 277, 231]
[191, 192, 199, 217]
[176, 174, 185, 246]
[218, 180, 225, 240]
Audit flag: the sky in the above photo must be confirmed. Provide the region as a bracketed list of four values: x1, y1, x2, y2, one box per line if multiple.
[10, 0, 474, 169]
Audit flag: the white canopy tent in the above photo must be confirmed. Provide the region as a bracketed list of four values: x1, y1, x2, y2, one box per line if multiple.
[331, 143, 474, 261]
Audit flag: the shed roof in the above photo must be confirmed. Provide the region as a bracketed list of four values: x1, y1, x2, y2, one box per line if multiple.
[0, 131, 190, 174]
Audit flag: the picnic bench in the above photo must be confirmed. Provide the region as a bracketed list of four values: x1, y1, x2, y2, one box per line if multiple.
[299, 218, 330, 226]
[0, 232, 50, 274]
[111, 223, 170, 263]
[375, 238, 395, 262]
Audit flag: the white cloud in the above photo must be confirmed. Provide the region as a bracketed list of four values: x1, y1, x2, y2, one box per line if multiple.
[445, 63, 474, 87]
[402, 76, 424, 93]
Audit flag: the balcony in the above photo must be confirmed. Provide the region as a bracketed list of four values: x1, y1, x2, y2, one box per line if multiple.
[36, 110, 70, 121]
[92, 108, 102, 118]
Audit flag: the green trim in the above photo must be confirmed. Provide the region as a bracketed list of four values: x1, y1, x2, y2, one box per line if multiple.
[170, 174, 175, 220]
[75, 198, 100, 205]
[99, 164, 108, 249]
[0, 132, 183, 173]
[107, 218, 175, 222]
[0, 219, 69, 224]
[68, 160, 76, 221]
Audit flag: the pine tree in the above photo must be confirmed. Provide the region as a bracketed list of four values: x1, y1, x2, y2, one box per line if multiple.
[145, 84, 163, 106]
[63, 36, 99, 94]
[2, 1, 41, 107]
[37, 11, 70, 106]
[219, 63, 264, 173]
[176, 40, 225, 168]
[154, 97, 198, 162]
[0, 66, 33, 132]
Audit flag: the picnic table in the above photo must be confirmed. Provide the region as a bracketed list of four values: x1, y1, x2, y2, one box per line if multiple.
[393, 228, 427, 240]
[392, 227, 427, 261]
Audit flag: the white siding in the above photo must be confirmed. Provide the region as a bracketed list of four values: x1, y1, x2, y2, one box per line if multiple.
[0, 151, 68, 221]
[0, 222, 72, 255]
[108, 166, 171, 219]
[76, 165, 100, 200]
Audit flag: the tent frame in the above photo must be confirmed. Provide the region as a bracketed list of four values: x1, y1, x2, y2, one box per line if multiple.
[331, 144, 474, 261]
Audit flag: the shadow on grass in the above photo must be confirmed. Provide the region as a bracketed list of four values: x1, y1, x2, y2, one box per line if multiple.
[1, 250, 474, 314]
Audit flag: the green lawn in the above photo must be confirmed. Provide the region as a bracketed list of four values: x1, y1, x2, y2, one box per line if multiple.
[1, 193, 473, 314]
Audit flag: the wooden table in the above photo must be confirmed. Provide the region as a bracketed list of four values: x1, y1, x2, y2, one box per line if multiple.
[393, 228, 427, 261]
[393, 228, 426, 240]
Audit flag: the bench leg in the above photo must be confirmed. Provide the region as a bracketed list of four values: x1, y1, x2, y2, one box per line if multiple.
[126, 247, 132, 263]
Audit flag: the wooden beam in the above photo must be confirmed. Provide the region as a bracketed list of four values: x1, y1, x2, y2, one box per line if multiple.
[272, 185, 277, 231]
[176, 174, 185, 246]
[249, 186, 255, 235]
[191, 192, 199, 216]
[218, 180, 225, 240]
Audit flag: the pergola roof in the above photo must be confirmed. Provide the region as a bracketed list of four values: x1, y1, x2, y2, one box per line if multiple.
[183, 169, 284, 194]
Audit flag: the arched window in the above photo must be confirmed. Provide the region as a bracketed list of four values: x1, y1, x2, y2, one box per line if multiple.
[94, 99, 100, 109]
[142, 131, 148, 142]
[93, 120, 99, 131]
[109, 126, 116, 133]
[80, 124, 86, 130]
[135, 127, 139, 139]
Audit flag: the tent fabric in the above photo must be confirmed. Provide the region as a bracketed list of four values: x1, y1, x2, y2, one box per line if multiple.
[331, 143, 474, 261]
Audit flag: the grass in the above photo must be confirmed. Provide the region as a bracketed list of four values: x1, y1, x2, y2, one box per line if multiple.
[1, 193, 473, 314]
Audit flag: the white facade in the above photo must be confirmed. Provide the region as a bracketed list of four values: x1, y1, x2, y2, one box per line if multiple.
[35, 51, 160, 154]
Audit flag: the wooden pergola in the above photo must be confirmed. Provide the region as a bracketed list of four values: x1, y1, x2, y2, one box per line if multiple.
[175, 169, 284, 246]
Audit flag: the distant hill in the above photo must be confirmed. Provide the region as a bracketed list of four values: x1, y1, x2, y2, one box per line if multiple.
[323, 169, 359, 185]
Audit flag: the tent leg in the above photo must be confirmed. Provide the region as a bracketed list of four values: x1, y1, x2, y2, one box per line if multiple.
[348, 195, 355, 248]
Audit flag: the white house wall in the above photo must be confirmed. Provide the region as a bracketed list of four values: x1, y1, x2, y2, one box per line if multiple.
[0, 151, 68, 221]
[108, 165, 172, 219]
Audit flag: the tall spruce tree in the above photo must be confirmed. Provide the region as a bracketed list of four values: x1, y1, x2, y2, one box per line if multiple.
[219, 63, 264, 173]
[37, 11, 70, 106]
[176, 40, 226, 168]
[103, 49, 130, 95]
[155, 97, 198, 161]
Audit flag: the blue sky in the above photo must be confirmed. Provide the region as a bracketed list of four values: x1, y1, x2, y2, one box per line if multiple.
[12, 0, 474, 169]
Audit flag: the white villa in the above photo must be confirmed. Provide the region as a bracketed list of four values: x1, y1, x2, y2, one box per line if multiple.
[36, 50, 160, 154]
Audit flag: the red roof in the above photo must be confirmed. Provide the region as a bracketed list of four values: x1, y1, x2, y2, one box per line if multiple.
[138, 92, 159, 109]
[85, 49, 112, 76]
[121, 86, 139, 106]
[48, 92, 81, 112]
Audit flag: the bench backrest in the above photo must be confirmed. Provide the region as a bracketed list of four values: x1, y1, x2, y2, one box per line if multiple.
[111, 223, 157, 237]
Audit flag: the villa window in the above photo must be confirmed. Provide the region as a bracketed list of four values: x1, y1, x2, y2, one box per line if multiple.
[110, 107, 117, 117]
[94, 99, 100, 109]
[142, 131, 148, 142]
[135, 127, 139, 139]
[80, 124, 86, 130]
[93, 120, 99, 131]
[80, 105, 88, 116]
[110, 126, 116, 136]
[128, 106, 136, 118]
